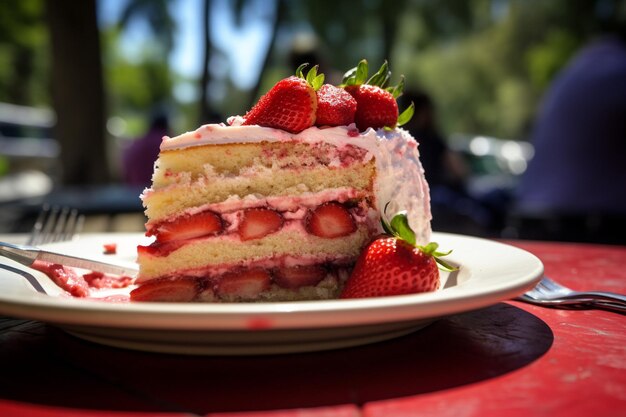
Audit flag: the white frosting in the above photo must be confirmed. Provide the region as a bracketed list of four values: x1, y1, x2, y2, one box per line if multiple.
[160, 119, 432, 244]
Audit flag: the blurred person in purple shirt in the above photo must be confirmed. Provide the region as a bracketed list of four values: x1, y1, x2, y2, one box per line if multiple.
[513, 35, 626, 243]
[122, 111, 169, 188]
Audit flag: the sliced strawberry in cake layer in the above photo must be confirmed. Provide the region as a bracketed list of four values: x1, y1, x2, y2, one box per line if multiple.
[150, 211, 223, 243]
[306, 202, 357, 238]
[273, 265, 327, 289]
[130, 276, 199, 302]
[238, 208, 284, 241]
[216, 269, 271, 300]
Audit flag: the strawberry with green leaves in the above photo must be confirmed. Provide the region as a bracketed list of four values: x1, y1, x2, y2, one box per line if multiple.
[341, 209, 456, 299]
[342, 60, 414, 131]
[243, 64, 324, 133]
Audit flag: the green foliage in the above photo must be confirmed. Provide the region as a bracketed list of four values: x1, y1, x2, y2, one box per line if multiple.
[0, 0, 50, 106]
[101, 28, 173, 126]
[118, 0, 176, 57]
[392, 0, 618, 139]
[526, 29, 579, 90]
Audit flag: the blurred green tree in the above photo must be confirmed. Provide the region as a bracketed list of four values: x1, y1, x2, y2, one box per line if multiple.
[0, 0, 49, 106]
[118, 0, 175, 58]
[393, 0, 625, 140]
[111, 0, 175, 118]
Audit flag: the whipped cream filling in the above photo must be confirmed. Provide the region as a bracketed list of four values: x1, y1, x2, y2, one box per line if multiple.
[160, 119, 432, 243]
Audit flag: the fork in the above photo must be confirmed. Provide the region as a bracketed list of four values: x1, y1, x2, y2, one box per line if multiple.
[1, 205, 85, 295]
[516, 276, 626, 313]
[27, 205, 84, 245]
[1, 206, 137, 294]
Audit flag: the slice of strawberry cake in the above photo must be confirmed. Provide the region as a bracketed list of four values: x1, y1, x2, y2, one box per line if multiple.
[131, 61, 432, 302]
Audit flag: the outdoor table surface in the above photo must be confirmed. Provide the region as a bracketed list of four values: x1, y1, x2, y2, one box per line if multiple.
[0, 237, 624, 417]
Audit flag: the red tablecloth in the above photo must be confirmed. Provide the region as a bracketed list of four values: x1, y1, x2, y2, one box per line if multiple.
[0, 240, 625, 417]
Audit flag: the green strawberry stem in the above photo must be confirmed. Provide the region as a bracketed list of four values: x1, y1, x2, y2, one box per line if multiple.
[341, 59, 414, 127]
[381, 203, 458, 272]
[341, 59, 368, 86]
[367, 60, 390, 87]
[295, 63, 324, 91]
[386, 74, 405, 99]
[397, 102, 415, 127]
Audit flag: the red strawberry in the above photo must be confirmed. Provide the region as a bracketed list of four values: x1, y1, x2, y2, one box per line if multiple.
[315, 84, 357, 126]
[151, 211, 222, 243]
[340, 238, 438, 298]
[340, 210, 456, 299]
[238, 208, 284, 241]
[102, 243, 117, 254]
[130, 277, 199, 302]
[346, 84, 398, 131]
[273, 265, 327, 289]
[216, 269, 271, 299]
[137, 241, 184, 257]
[243, 64, 324, 133]
[341, 60, 414, 131]
[306, 202, 356, 238]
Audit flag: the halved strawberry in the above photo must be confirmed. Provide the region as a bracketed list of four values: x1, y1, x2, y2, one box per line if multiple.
[315, 84, 357, 127]
[130, 277, 199, 302]
[238, 208, 284, 241]
[273, 265, 327, 289]
[152, 211, 223, 243]
[137, 240, 186, 257]
[137, 244, 158, 256]
[216, 269, 271, 299]
[306, 202, 356, 238]
[242, 64, 324, 133]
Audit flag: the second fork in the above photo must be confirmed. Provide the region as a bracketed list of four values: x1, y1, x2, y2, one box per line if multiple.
[28, 206, 84, 246]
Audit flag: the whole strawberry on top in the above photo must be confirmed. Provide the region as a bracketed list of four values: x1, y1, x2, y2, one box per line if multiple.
[243, 64, 324, 133]
[341, 209, 456, 299]
[342, 60, 414, 131]
[315, 84, 357, 127]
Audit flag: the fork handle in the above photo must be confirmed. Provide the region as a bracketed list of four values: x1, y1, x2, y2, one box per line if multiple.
[591, 300, 626, 314]
[562, 291, 626, 307]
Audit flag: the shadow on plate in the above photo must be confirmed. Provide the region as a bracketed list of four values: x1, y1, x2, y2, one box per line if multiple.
[0, 303, 553, 414]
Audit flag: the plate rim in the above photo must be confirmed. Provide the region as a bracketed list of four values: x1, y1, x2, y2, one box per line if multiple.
[0, 232, 544, 331]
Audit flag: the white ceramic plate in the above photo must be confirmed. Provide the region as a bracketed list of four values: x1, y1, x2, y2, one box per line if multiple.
[0, 232, 543, 355]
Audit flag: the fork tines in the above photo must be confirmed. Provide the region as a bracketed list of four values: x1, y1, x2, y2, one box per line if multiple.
[28, 205, 84, 246]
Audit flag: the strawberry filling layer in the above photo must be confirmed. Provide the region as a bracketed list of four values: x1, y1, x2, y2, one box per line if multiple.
[141, 199, 377, 258]
[130, 263, 351, 302]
